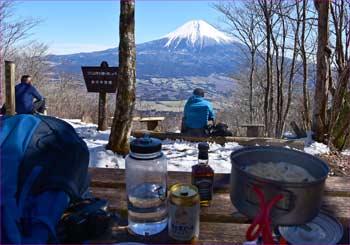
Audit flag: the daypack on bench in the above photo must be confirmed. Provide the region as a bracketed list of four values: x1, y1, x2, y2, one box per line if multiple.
[1, 114, 89, 244]
[206, 123, 233, 137]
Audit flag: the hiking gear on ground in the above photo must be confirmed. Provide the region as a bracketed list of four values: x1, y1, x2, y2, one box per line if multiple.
[57, 198, 111, 243]
[206, 123, 233, 136]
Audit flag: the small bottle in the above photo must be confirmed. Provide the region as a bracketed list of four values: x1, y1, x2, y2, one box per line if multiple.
[191, 142, 214, 207]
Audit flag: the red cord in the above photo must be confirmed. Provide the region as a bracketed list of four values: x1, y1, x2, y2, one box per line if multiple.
[246, 186, 284, 245]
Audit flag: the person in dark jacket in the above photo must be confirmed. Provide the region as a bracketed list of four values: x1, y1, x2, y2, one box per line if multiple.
[182, 88, 215, 136]
[15, 75, 45, 114]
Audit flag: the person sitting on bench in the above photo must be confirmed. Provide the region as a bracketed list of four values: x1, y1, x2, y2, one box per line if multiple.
[15, 75, 46, 114]
[181, 88, 215, 137]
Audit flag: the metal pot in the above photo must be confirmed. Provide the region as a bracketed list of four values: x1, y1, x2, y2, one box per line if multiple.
[230, 146, 329, 225]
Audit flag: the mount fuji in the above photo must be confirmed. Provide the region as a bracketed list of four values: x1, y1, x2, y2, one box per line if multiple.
[163, 19, 234, 50]
[46, 20, 248, 78]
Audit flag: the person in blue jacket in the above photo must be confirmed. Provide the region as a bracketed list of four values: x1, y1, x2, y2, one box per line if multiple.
[15, 75, 45, 114]
[182, 88, 215, 136]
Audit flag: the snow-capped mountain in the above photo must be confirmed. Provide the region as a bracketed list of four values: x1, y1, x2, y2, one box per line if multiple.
[46, 20, 247, 78]
[163, 20, 234, 50]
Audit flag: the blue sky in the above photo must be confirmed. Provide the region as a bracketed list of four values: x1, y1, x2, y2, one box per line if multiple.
[15, 1, 223, 54]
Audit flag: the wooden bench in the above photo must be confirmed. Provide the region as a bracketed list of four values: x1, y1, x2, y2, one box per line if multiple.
[133, 117, 165, 131]
[89, 168, 350, 244]
[131, 130, 305, 150]
[241, 124, 265, 137]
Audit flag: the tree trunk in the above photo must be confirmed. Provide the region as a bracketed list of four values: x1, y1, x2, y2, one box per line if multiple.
[278, 14, 286, 138]
[259, 0, 273, 137]
[249, 50, 256, 124]
[301, 0, 312, 131]
[271, 2, 287, 138]
[312, 0, 331, 142]
[283, 0, 301, 134]
[328, 0, 350, 150]
[107, 0, 136, 155]
[271, 34, 280, 137]
[268, 39, 274, 137]
[331, 85, 350, 150]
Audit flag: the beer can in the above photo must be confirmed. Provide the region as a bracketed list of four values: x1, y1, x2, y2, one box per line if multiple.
[168, 184, 200, 242]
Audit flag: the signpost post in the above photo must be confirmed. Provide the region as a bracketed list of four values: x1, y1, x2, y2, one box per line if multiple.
[98, 91, 108, 131]
[82, 61, 118, 131]
[5, 61, 16, 115]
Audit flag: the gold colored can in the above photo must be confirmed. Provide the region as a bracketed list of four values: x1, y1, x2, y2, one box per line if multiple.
[168, 184, 200, 242]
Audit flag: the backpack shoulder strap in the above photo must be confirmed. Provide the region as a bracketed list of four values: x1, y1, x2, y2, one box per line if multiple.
[0, 115, 42, 243]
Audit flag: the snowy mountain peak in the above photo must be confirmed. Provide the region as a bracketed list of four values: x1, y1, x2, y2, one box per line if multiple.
[163, 20, 233, 50]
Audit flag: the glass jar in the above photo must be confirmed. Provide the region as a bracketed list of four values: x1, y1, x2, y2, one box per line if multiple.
[125, 135, 168, 236]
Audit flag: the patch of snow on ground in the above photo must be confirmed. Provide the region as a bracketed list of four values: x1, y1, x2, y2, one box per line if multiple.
[64, 119, 123, 168]
[304, 142, 330, 155]
[163, 139, 242, 173]
[64, 119, 332, 171]
[64, 119, 241, 173]
[342, 149, 350, 156]
[295, 130, 330, 155]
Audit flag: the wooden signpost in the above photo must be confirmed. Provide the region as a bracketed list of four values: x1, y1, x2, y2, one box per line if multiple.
[4, 61, 16, 115]
[81, 61, 118, 131]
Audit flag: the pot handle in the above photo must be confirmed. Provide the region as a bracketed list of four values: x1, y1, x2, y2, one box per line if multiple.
[245, 183, 295, 211]
[274, 188, 295, 211]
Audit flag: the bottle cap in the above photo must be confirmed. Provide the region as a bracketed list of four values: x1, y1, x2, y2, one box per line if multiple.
[130, 134, 162, 154]
[198, 142, 209, 160]
[198, 142, 209, 150]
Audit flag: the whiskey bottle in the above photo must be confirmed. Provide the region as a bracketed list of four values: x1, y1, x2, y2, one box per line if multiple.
[191, 142, 214, 207]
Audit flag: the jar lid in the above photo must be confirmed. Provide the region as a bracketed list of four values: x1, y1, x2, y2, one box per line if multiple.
[278, 211, 344, 244]
[130, 135, 162, 154]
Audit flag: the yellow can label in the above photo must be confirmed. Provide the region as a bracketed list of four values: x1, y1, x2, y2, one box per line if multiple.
[168, 202, 200, 241]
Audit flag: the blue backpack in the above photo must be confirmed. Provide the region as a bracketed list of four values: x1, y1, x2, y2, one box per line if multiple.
[1, 115, 89, 244]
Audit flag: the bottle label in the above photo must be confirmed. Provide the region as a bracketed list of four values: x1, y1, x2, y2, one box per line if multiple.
[168, 203, 200, 241]
[194, 177, 213, 201]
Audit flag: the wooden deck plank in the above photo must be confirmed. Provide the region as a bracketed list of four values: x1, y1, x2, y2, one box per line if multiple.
[90, 187, 350, 227]
[198, 222, 250, 244]
[89, 168, 350, 197]
[91, 222, 249, 244]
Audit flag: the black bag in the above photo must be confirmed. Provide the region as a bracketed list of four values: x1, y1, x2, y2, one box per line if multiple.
[206, 123, 233, 137]
[57, 198, 120, 243]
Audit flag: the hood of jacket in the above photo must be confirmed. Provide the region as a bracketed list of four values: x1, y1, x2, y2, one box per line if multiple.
[187, 95, 205, 104]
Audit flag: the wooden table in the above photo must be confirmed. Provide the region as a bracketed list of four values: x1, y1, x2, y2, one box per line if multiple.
[89, 168, 350, 244]
[133, 117, 165, 131]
